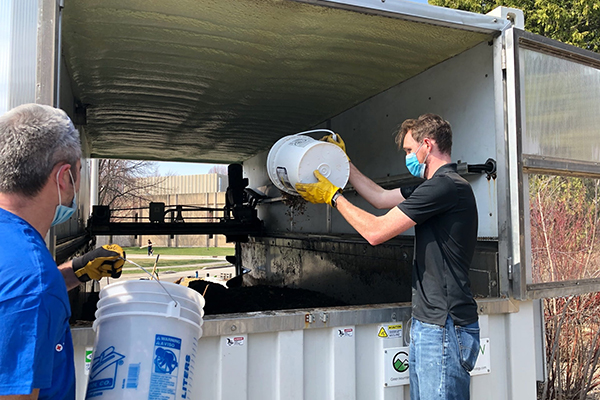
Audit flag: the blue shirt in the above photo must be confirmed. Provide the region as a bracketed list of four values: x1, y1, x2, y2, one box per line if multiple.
[0, 207, 75, 399]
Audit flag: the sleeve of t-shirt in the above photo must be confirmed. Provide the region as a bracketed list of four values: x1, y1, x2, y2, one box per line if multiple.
[397, 175, 458, 225]
[0, 294, 60, 395]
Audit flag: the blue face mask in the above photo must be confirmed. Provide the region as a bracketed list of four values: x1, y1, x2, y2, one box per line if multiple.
[405, 142, 429, 179]
[51, 169, 77, 226]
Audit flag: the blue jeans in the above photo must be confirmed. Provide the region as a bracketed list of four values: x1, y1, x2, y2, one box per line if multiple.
[409, 315, 480, 400]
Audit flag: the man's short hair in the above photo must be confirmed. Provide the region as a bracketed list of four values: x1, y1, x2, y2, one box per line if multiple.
[395, 113, 452, 155]
[0, 104, 81, 197]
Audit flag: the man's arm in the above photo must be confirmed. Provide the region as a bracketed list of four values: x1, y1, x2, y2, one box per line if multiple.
[58, 244, 125, 291]
[335, 194, 416, 246]
[58, 260, 81, 291]
[0, 389, 40, 400]
[349, 163, 404, 209]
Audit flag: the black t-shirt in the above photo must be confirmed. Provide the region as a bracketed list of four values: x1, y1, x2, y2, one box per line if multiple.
[398, 163, 478, 326]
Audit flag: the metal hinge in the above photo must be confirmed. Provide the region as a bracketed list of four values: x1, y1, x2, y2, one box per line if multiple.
[507, 257, 513, 281]
[501, 48, 507, 70]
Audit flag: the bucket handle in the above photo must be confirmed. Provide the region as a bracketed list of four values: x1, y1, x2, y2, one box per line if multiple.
[120, 257, 179, 307]
[294, 129, 337, 141]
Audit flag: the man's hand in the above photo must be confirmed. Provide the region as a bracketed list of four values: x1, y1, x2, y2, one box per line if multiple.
[295, 170, 341, 206]
[72, 244, 125, 282]
[320, 133, 349, 161]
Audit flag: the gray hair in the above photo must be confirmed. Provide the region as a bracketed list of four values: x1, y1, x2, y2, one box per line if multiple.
[0, 103, 82, 197]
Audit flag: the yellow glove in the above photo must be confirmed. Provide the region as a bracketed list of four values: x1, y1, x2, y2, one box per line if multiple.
[72, 244, 125, 282]
[295, 170, 341, 206]
[320, 133, 349, 161]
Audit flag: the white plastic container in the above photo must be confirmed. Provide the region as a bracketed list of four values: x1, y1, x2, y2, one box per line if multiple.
[267, 129, 350, 195]
[85, 280, 205, 400]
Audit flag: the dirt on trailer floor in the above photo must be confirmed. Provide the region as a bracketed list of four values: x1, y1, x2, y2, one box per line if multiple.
[73, 278, 348, 322]
[186, 279, 347, 315]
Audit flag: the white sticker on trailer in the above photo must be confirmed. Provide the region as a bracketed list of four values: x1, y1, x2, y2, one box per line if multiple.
[378, 323, 403, 339]
[383, 346, 410, 387]
[337, 328, 354, 338]
[470, 338, 491, 376]
[226, 336, 245, 347]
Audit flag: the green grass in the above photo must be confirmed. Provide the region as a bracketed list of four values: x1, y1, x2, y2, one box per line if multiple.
[122, 265, 229, 275]
[123, 247, 234, 256]
[123, 259, 220, 269]
[122, 259, 229, 274]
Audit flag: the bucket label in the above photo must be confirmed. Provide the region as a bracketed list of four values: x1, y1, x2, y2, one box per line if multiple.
[149, 334, 181, 400]
[276, 167, 295, 192]
[290, 137, 312, 148]
[86, 346, 126, 397]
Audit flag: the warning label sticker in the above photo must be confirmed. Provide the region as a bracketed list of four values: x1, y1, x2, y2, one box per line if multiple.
[226, 336, 245, 347]
[149, 334, 181, 400]
[378, 323, 403, 339]
[337, 328, 354, 338]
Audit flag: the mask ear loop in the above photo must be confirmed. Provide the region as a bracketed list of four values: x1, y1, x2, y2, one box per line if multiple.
[55, 165, 75, 207]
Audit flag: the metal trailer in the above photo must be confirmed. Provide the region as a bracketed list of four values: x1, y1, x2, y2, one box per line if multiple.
[3, 0, 600, 399]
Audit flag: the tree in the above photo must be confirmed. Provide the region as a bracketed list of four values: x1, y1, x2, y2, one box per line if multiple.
[429, 0, 600, 52]
[98, 159, 163, 208]
[207, 164, 228, 175]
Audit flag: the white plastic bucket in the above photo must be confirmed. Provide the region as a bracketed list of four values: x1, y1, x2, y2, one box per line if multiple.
[85, 281, 204, 400]
[267, 129, 350, 195]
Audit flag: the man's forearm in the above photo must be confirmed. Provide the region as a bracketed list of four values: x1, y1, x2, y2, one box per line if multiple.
[335, 195, 415, 246]
[349, 163, 404, 209]
[58, 260, 81, 291]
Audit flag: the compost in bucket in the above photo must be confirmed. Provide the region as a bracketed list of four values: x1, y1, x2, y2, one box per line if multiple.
[267, 130, 349, 195]
[86, 280, 204, 400]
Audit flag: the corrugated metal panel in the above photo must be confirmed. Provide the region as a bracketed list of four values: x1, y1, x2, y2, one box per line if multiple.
[72, 304, 533, 400]
[137, 173, 228, 195]
[8, 0, 38, 108]
[0, 1, 12, 114]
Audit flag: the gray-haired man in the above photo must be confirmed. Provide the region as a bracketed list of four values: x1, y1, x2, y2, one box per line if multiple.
[0, 104, 124, 399]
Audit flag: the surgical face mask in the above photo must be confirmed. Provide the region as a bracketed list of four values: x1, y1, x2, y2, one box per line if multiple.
[405, 142, 429, 179]
[51, 169, 77, 226]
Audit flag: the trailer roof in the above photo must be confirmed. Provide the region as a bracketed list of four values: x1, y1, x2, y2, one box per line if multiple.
[62, 0, 505, 163]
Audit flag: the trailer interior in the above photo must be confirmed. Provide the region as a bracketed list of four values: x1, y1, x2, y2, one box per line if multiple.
[56, 0, 512, 318]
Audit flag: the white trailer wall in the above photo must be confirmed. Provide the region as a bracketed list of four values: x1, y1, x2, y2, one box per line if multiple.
[72, 300, 537, 400]
[245, 41, 498, 239]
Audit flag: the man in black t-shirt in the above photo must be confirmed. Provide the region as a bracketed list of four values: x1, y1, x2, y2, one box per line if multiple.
[296, 114, 480, 400]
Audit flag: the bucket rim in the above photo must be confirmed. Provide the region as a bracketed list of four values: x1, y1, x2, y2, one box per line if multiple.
[96, 300, 204, 321]
[97, 290, 205, 309]
[100, 280, 204, 302]
[92, 311, 204, 332]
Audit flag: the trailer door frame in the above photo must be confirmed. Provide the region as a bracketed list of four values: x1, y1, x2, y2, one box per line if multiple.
[504, 27, 600, 300]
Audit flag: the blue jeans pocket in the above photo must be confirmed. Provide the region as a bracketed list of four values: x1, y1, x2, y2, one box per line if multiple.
[455, 324, 480, 372]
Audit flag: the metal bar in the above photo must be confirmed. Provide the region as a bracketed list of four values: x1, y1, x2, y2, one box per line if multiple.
[35, 0, 59, 106]
[493, 30, 511, 298]
[291, 0, 508, 34]
[89, 221, 263, 236]
[523, 155, 600, 178]
[517, 30, 600, 70]
[527, 278, 600, 299]
[503, 27, 527, 299]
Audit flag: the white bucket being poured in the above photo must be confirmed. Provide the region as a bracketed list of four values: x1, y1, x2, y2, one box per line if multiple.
[85, 280, 205, 400]
[267, 129, 350, 195]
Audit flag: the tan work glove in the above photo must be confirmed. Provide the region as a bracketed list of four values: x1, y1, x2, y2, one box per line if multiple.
[320, 133, 349, 161]
[295, 170, 341, 207]
[72, 244, 125, 282]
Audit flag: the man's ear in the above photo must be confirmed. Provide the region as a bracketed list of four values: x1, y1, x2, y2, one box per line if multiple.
[53, 163, 72, 191]
[423, 137, 435, 152]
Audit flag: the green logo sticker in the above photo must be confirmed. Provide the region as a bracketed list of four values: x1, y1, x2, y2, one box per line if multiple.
[393, 351, 409, 373]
